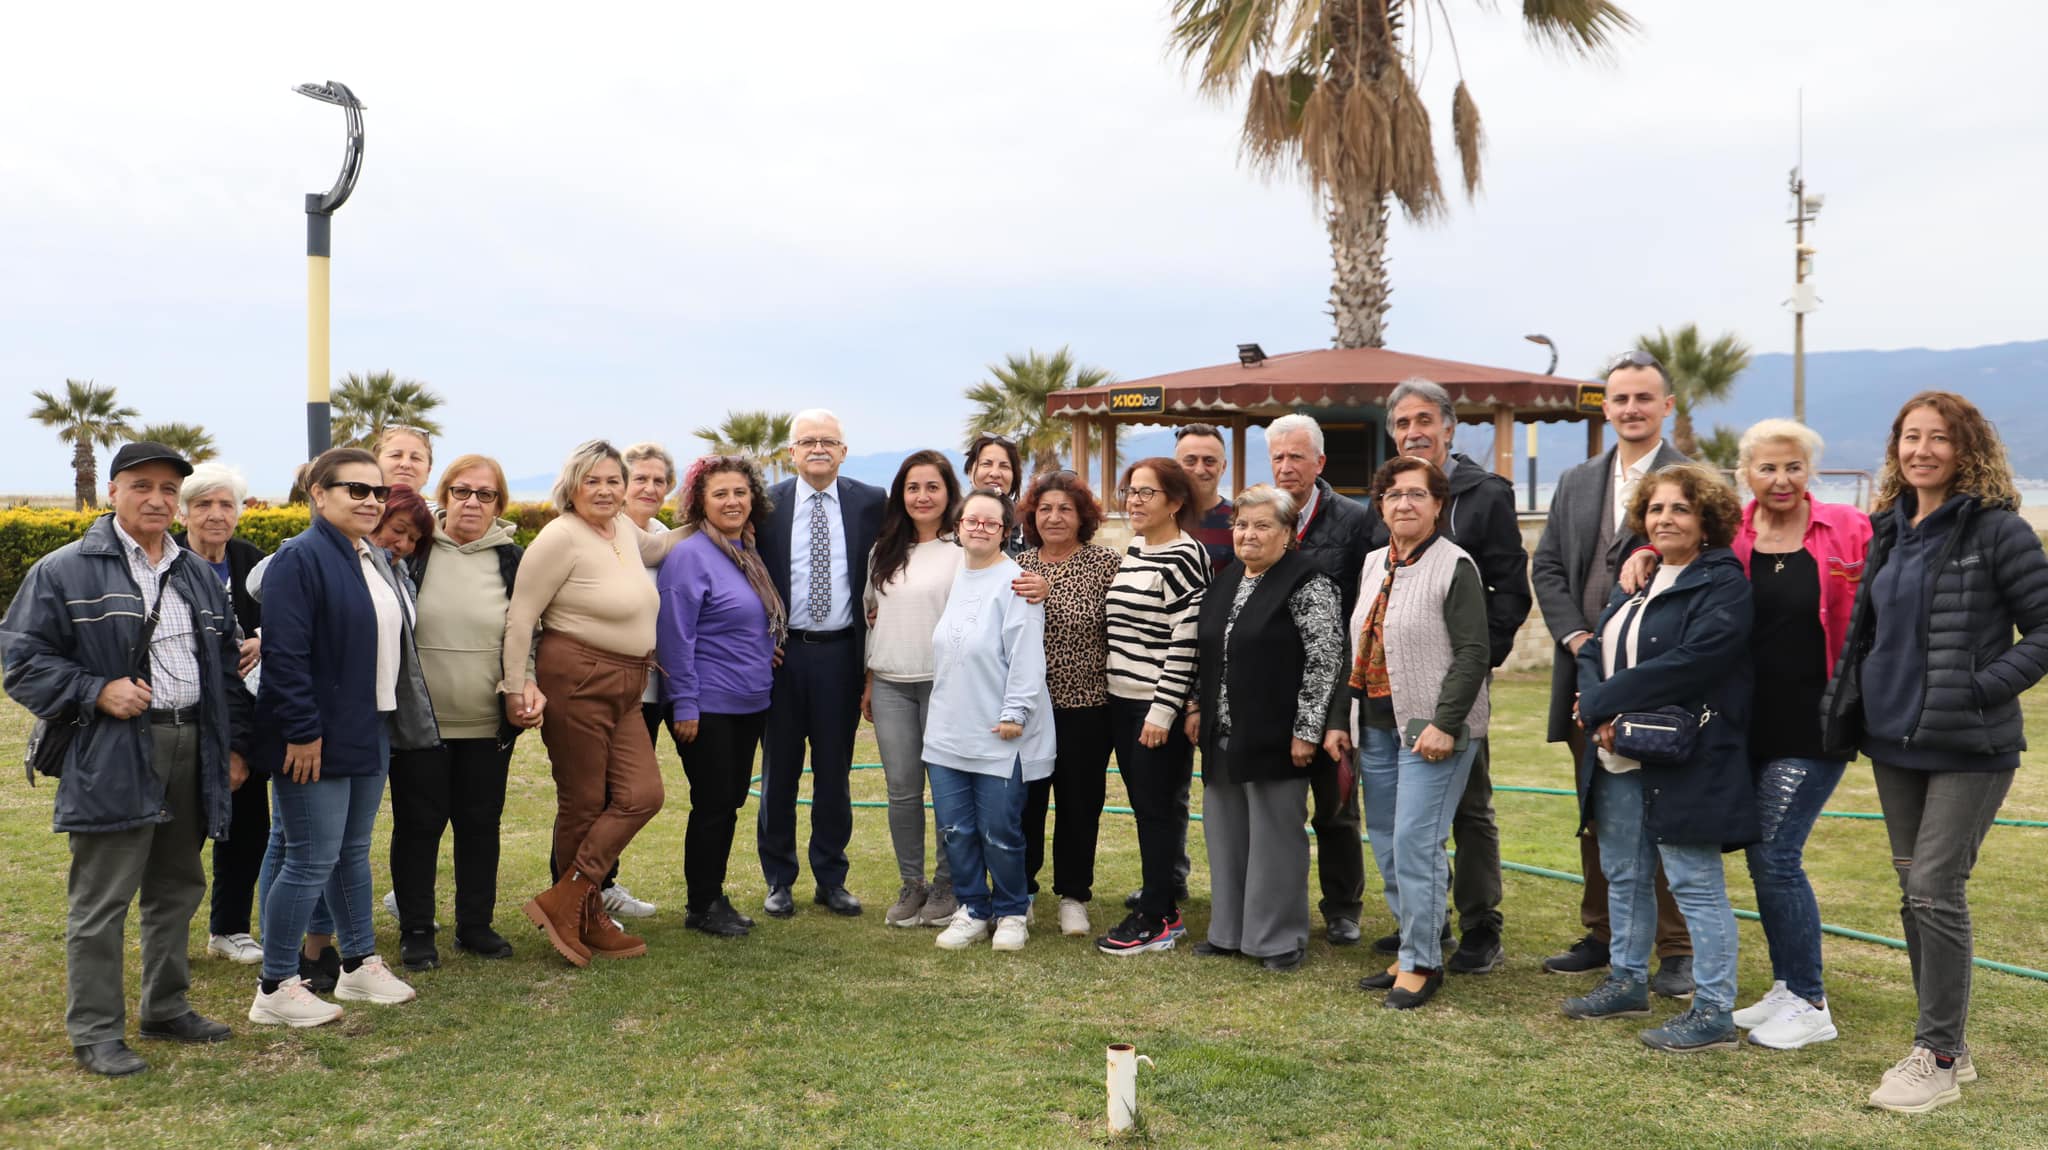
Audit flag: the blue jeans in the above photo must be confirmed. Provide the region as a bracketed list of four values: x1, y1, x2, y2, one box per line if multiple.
[261, 732, 390, 982]
[257, 782, 334, 941]
[1593, 769, 1740, 1010]
[1360, 726, 1476, 973]
[928, 758, 1029, 920]
[1743, 757, 1845, 1003]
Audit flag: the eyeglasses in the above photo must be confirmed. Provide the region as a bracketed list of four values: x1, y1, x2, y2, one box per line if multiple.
[1606, 349, 1663, 374]
[1379, 488, 1433, 504]
[973, 434, 1016, 447]
[327, 481, 391, 503]
[793, 437, 844, 451]
[959, 516, 1006, 533]
[1118, 486, 1161, 504]
[447, 485, 500, 505]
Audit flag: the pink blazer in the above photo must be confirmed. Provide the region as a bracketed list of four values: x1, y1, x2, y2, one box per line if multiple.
[1732, 494, 1873, 678]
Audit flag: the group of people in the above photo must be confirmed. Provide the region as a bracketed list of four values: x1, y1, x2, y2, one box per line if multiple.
[4, 376, 2036, 1117]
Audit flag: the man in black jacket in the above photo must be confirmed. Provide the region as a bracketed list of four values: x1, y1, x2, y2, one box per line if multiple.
[1359, 378, 1533, 974]
[1267, 413, 1372, 945]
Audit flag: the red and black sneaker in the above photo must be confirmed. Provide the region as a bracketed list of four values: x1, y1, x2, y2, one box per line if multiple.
[1096, 911, 1177, 956]
[1161, 910, 1188, 940]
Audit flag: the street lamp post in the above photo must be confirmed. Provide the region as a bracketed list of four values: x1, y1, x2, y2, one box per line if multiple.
[296, 81, 366, 459]
[1787, 170, 1823, 424]
[1523, 334, 1556, 511]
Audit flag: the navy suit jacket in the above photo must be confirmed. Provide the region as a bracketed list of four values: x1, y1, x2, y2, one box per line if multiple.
[760, 475, 886, 636]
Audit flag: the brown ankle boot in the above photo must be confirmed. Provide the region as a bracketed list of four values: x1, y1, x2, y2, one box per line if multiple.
[522, 871, 595, 967]
[581, 889, 648, 960]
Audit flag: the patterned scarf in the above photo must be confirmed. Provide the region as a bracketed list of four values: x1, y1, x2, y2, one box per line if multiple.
[705, 524, 788, 646]
[1349, 536, 1423, 696]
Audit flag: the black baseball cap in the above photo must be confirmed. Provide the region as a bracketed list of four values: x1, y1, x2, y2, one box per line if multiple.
[109, 442, 194, 479]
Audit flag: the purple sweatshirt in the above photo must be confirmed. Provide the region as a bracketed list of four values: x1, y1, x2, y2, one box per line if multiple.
[655, 530, 776, 722]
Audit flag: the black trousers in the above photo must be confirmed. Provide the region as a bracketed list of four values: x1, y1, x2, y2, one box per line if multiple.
[1108, 696, 1195, 919]
[390, 737, 514, 934]
[1450, 737, 1504, 938]
[1024, 704, 1113, 902]
[678, 710, 770, 912]
[1308, 749, 1366, 921]
[757, 636, 862, 890]
[207, 773, 271, 936]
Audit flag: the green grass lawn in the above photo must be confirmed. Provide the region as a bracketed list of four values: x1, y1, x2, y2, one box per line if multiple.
[1, 674, 2044, 1149]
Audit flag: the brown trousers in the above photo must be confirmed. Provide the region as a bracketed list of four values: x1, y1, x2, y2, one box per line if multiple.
[1568, 726, 1692, 959]
[536, 633, 665, 881]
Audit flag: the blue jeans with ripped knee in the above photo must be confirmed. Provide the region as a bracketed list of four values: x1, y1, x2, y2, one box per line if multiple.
[1742, 757, 1845, 1003]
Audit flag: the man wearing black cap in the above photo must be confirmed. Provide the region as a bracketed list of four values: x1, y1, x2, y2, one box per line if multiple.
[1, 442, 254, 1076]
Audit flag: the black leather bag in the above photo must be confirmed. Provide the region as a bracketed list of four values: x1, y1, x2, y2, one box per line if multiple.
[22, 566, 173, 786]
[1611, 705, 1712, 766]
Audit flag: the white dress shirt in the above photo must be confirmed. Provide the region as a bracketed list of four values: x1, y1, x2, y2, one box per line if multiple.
[788, 480, 853, 631]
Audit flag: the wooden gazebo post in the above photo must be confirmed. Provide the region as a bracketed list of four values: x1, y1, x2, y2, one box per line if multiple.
[1490, 404, 1515, 478]
[1230, 417, 1248, 498]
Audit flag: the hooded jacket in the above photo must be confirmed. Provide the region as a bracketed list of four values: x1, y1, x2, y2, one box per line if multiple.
[409, 516, 524, 742]
[1575, 546, 1758, 849]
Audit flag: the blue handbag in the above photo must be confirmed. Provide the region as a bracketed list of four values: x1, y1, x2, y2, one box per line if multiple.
[1611, 705, 1712, 765]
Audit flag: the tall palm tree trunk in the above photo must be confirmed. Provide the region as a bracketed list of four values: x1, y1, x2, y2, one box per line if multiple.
[1328, 195, 1392, 349]
[71, 439, 98, 510]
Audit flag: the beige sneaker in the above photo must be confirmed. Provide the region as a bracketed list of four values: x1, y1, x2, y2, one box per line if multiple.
[1956, 1050, 1978, 1084]
[1869, 1046, 1961, 1114]
[335, 956, 418, 1005]
[249, 976, 344, 1028]
[1058, 897, 1091, 937]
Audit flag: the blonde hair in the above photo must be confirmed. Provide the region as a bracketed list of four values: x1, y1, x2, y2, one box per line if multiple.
[622, 442, 676, 486]
[550, 440, 626, 511]
[1872, 391, 2020, 514]
[434, 453, 510, 511]
[374, 425, 434, 465]
[1737, 418, 1825, 472]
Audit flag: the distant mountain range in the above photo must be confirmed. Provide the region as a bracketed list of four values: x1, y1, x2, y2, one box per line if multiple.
[508, 338, 2048, 498]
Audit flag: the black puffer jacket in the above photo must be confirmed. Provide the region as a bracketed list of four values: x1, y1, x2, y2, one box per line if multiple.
[1822, 496, 2048, 763]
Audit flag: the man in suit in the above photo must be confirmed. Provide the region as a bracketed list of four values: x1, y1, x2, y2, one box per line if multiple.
[756, 409, 886, 918]
[1360, 378, 1532, 975]
[1530, 351, 1696, 995]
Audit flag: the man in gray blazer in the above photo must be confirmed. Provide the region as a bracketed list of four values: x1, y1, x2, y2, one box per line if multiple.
[1529, 352, 1696, 995]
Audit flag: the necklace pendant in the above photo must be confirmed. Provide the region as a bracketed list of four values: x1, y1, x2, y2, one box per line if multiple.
[1773, 557, 1784, 574]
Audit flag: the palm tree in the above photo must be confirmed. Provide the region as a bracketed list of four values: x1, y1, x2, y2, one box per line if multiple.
[1634, 325, 1753, 458]
[963, 347, 1116, 476]
[1171, 1, 1636, 348]
[29, 380, 139, 509]
[1697, 424, 1741, 471]
[692, 410, 796, 478]
[330, 371, 445, 448]
[136, 422, 219, 464]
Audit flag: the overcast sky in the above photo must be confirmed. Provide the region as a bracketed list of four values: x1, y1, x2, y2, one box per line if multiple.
[3, 1, 2043, 496]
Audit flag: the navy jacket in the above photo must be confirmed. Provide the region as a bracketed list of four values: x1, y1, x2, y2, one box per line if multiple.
[0, 515, 252, 836]
[759, 475, 885, 638]
[1575, 547, 1759, 849]
[252, 517, 437, 776]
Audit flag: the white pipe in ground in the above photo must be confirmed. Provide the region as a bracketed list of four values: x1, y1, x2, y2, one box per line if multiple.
[1106, 1043, 1154, 1133]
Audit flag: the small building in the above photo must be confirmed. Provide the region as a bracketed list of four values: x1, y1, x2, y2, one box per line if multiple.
[1046, 345, 1607, 498]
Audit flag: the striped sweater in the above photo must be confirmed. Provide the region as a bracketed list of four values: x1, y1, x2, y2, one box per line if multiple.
[1105, 532, 1211, 728]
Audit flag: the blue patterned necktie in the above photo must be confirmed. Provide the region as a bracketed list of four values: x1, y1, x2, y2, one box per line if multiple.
[808, 492, 831, 626]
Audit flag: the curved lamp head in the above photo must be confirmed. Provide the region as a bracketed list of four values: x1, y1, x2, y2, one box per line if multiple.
[296, 81, 365, 215]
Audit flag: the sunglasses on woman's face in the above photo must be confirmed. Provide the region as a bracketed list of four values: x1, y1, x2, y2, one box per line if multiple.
[327, 481, 391, 503]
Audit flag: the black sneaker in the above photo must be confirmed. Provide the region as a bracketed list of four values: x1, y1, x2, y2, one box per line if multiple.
[1651, 955, 1696, 999]
[1542, 934, 1610, 974]
[454, 926, 515, 959]
[299, 945, 341, 994]
[686, 901, 751, 938]
[1371, 931, 1401, 955]
[1447, 930, 1505, 975]
[1123, 886, 1192, 911]
[399, 931, 440, 972]
[711, 895, 756, 930]
[1096, 911, 1177, 956]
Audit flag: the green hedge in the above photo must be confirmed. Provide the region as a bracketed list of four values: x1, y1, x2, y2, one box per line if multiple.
[0, 503, 682, 613]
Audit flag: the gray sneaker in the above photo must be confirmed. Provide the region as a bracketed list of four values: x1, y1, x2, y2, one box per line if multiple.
[1639, 1004, 1739, 1052]
[884, 882, 927, 929]
[918, 882, 959, 927]
[1651, 955, 1696, 998]
[1561, 976, 1652, 1020]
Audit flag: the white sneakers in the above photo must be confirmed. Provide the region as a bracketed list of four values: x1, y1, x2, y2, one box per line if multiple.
[1734, 981, 1839, 1050]
[992, 916, 1029, 952]
[1750, 999, 1839, 1050]
[1869, 1046, 1962, 1113]
[208, 933, 263, 964]
[335, 956, 418, 1005]
[1732, 981, 1800, 1029]
[1057, 898, 1090, 938]
[249, 976, 344, 1028]
[602, 883, 658, 919]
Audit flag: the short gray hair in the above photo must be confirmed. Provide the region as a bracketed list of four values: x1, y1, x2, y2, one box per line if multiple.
[1231, 483, 1298, 536]
[1388, 376, 1455, 429]
[551, 439, 627, 511]
[1738, 418, 1825, 471]
[179, 462, 248, 512]
[790, 408, 843, 443]
[1266, 413, 1325, 456]
[622, 441, 676, 486]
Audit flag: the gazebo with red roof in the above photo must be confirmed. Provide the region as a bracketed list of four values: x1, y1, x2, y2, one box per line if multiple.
[1046, 345, 1608, 500]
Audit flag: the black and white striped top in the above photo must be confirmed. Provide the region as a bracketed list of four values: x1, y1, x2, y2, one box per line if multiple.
[1104, 532, 1211, 729]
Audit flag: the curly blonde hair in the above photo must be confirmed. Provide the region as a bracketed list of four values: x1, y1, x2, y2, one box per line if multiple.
[1626, 462, 1743, 549]
[1872, 391, 2020, 514]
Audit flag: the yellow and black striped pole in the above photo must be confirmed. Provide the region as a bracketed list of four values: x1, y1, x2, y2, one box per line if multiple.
[295, 80, 365, 459]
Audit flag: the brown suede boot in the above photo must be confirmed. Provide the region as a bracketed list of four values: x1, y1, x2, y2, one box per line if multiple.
[581, 888, 648, 960]
[522, 870, 595, 967]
